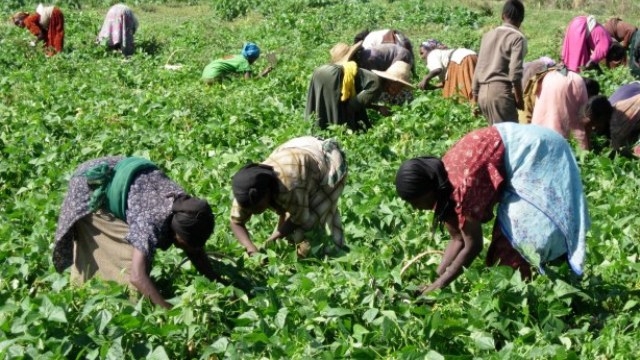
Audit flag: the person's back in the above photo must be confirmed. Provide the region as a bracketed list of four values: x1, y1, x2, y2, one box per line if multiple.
[358, 43, 412, 71]
[202, 54, 251, 83]
[530, 70, 590, 149]
[609, 82, 640, 105]
[472, 0, 526, 124]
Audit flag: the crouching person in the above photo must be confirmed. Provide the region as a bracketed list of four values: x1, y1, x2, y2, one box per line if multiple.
[230, 136, 348, 257]
[53, 156, 224, 309]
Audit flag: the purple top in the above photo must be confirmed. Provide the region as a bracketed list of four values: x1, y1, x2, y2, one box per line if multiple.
[609, 82, 640, 105]
[357, 43, 413, 71]
[52, 156, 185, 272]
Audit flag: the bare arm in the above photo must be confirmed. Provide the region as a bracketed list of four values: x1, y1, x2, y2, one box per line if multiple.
[420, 217, 483, 293]
[267, 217, 297, 242]
[418, 68, 443, 90]
[129, 248, 172, 309]
[185, 248, 229, 285]
[230, 221, 259, 255]
[436, 220, 465, 275]
[260, 66, 273, 77]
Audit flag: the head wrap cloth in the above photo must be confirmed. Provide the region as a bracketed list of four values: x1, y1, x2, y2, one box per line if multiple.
[242, 42, 261, 61]
[171, 194, 215, 248]
[232, 163, 278, 207]
[420, 39, 445, 52]
[395, 156, 451, 201]
[83, 157, 214, 248]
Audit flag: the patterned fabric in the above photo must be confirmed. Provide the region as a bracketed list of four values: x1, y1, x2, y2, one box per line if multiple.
[377, 88, 414, 105]
[495, 123, 590, 275]
[97, 4, 138, 56]
[53, 156, 185, 272]
[610, 94, 640, 154]
[530, 70, 590, 149]
[441, 126, 506, 228]
[486, 220, 532, 278]
[561, 16, 612, 72]
[442, 54, 477, 102]
[519, 60, 556, 123]
[231, 137, 347, 245]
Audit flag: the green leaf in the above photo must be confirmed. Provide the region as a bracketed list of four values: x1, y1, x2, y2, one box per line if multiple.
[470, 331, 495, 351]
[147, 346, 170, 360]
[362, 308, 379, 323]
[321, 307, 353, 317]
[209, 337, 229, 354]
[275, 307, 288, 329]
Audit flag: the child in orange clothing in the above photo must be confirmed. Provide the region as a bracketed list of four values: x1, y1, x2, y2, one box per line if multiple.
[13, 4, 64, 55]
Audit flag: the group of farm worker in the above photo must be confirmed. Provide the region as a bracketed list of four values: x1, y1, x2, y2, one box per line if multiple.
[12, 3, 138, 56]
[37, 0, 638, 308]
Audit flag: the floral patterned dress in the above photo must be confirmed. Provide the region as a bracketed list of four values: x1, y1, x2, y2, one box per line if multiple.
[53, 156, 184, 272]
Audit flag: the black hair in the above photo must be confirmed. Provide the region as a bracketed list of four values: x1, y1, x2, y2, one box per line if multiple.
[354, 29, 370, 44]
[584, 95, 613, 138]
[606, 42, 627, 65]
[583, 77, 600, 97]
[502, 0, 525, 25]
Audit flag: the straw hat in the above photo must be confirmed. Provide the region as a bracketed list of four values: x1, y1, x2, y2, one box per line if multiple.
[330, 40, 363, 65]
[372, 61, 415, 88]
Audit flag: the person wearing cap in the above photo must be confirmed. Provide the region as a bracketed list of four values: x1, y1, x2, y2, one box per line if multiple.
[395, 123, 589, 294]
[230, 136, 348, 258]
[305, 41, 415, 131]
[12, 3, 64, 55]
[417, 39, 477, 102]
[96, 4, 139, 57]
[53, 156, 223, 309]
[201, 42, 273, 84]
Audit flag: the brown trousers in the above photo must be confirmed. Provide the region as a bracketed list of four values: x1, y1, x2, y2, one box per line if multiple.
[477, 81, 519, 125]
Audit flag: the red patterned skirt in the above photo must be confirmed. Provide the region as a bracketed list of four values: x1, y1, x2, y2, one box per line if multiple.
[443, 126, 532, 277]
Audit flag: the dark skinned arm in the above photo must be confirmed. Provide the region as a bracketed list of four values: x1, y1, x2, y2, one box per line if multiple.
[185, 248, 230, 285]
[436, 220, 465, 275]
[129, 248, 172, 309]
[230, 221, 259, 255]
[266, 217, 297, 242]
[417, 68, 443, 90]
[420, 217, 484, 293]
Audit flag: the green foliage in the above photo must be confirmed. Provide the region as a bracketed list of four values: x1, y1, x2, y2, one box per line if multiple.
[1, 0, 640, 358]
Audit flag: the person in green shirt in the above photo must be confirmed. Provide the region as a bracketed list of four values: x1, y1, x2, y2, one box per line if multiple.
[202, 42, 272, 84]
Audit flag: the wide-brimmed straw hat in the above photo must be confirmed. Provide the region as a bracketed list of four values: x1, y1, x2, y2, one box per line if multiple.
[372, 61, 415, 88]
[330, 40, 363, 65]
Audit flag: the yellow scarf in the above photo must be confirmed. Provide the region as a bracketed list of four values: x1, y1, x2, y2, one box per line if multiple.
[340, 61, 358, 101]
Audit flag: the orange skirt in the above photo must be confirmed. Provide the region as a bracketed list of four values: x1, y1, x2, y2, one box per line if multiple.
[443, 55, 477, 103]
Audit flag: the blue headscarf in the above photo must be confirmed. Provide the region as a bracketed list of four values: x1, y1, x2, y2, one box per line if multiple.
[242, 42, 261, 62]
